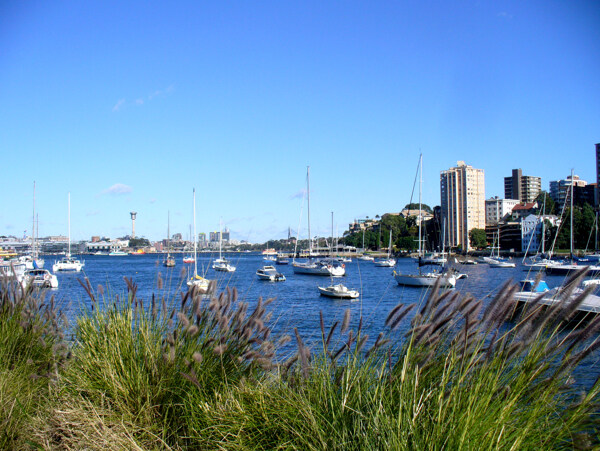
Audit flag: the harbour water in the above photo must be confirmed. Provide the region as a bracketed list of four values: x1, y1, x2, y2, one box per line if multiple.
[48, 253, 599, 387]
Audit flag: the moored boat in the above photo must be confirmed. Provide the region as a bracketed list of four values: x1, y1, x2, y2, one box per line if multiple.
[256, 265, 286, 281]
[24, 268, 58, 288]
[318, 283, 359, 299]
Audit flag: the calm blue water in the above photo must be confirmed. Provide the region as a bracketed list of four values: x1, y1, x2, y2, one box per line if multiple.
[46, 253, 599, 387]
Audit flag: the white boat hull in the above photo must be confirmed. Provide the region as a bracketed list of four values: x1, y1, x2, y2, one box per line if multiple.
[374, 259, 396, 267]
[293, 262, 345, 276]
[318, 284, 359, 299]
[394, 272, 456, 288]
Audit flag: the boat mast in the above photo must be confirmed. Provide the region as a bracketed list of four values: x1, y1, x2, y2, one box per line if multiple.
[68, 192, 71, 257]
[307, 166, 311, 256]
[418, 153, 423, 258]
[32, 181, 36, 258]
[331, 211, 334, 258]
[570, 168, 574, 258]
[193, 189, 197, 277]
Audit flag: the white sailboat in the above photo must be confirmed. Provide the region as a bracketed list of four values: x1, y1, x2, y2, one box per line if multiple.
[374, 228, 396, 267]
[319, 212, 358, 297]
[163, 211, 176, 267]
[293, 167, 346, 277]
[394, 154, 456, 288]
[21, 182, 45, 269]
[358, 227, 374, 261]
[187, 189, 213, 293]
[212, 219, 236, 272]
[53, 193, 84, 272]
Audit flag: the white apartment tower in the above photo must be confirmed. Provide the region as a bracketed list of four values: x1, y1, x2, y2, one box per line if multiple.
[440, 161, 485, 251]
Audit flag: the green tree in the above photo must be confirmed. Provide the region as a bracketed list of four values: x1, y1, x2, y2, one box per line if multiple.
[405, 203, 432, 213]
[535, 191, 556, 215]
[469, 228, 487, 249]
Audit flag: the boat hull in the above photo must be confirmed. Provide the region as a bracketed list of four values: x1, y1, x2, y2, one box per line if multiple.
[394, 272, 456, 288]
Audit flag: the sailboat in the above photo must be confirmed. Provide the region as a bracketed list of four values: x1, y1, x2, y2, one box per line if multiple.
[212, 219, 236, 272]
[53, 193, 84, 272]
[187, 189, 213, 293]
[374, 228, 396, 267]
[545, 169, 600, 277]
[319, 212, 359, 298]
[394, 154, 456, 288]
[183, 225, 195, 264]
[21, 182, 45, 269]
[483, 231, 516, 268]
[292, 167, 346, 277]
[163, 211, 176, 267]
[358, 227, 374, 261]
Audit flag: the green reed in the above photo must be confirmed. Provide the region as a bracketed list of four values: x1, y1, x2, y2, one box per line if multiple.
[2, 268, 600, 449]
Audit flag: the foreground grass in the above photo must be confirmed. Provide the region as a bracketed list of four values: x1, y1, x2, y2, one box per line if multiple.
[2, 270, 600, 449]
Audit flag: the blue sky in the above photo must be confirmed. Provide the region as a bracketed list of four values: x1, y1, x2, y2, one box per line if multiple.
[1, 1, 599, 243]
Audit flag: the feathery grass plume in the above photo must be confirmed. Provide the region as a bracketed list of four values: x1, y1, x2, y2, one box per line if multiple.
[386, 303, 405, 327]
[389, 304, 416, 331]
[419, 276, 442, 317]
[157, 272, 164, 290]
[77, 277, 96, 305]
[341, 308, 351, 334]
[177, 312, 190, 328]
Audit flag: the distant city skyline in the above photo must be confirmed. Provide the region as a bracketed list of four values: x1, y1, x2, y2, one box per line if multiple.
[1, 2, 598, 242]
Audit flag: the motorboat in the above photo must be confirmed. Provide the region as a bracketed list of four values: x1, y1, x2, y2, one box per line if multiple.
[24, 268, 58, 288]
[256, 265, 286, 281]
[263, 255, 277, 262]
[183, 256, 195, 264]
[358, 254, 374, 261]
[108, 250, 127, 256]
[318, 283, 359, 299]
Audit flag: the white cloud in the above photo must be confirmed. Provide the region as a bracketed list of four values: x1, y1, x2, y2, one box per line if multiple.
[290, 189, 307, 200]
[112, 99, 126, 112]
[102, 183, 133, 196]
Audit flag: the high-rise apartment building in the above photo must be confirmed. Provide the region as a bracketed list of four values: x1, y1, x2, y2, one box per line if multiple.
[504, 168, 541, 203]
[549, 174, 588, 212]
[485, 197, 520, 226]
[440, 161, 485, 251]
[596, 143, 600, 209]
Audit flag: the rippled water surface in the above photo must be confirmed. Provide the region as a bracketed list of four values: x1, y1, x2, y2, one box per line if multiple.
[47, 253, 600, 387]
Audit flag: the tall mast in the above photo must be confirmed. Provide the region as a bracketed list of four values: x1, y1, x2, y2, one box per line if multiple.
[307, 166, 311, 255]
[418, 153, 423, 257]
[193, 189, 197, 276]
[331, 211, 334, 257]
[570, 168, 574, 257]
[32, 181, 36, 257]
[68, 192, 71, 257]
